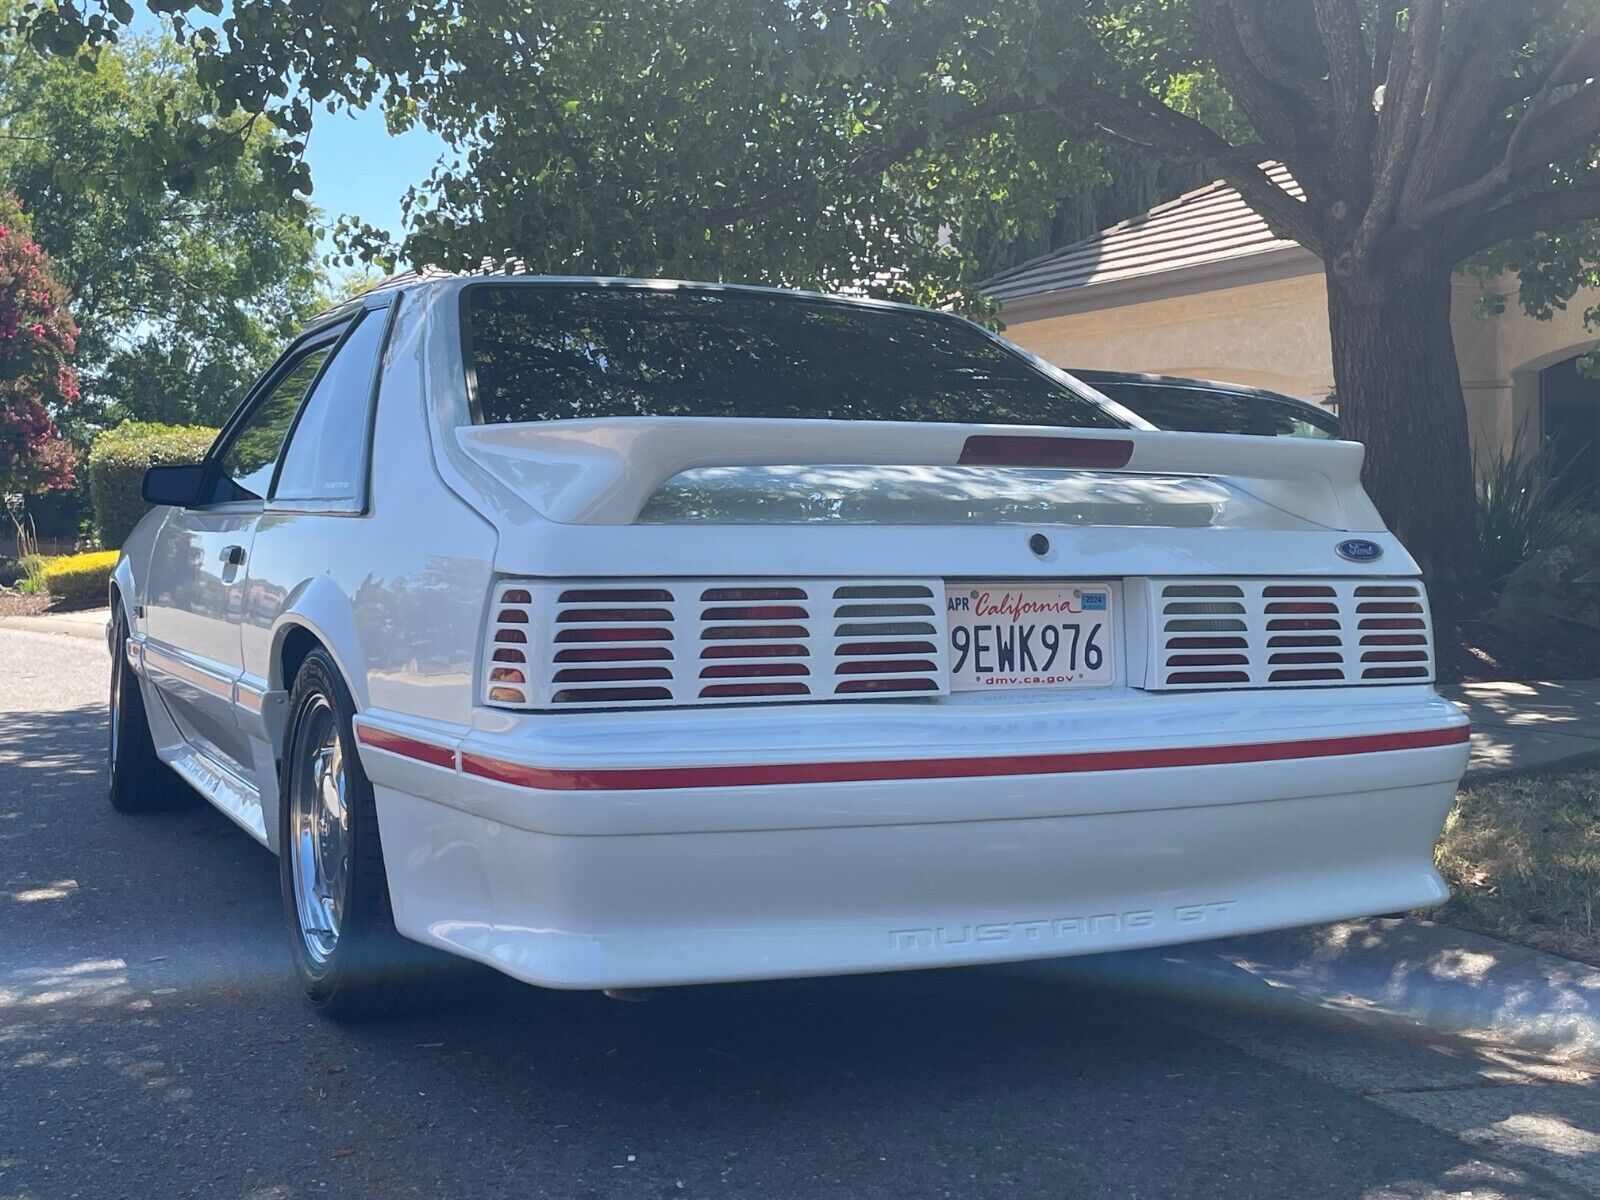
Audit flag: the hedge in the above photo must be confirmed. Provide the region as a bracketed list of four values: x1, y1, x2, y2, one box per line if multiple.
[40, 550, 119, 604]
[88, 421, 217, 548]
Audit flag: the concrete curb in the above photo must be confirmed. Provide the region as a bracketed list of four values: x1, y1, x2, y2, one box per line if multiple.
[1464, 747, 1600, 784]
[1023, 917, 1600, 1065]
[0, 609, 109, 644]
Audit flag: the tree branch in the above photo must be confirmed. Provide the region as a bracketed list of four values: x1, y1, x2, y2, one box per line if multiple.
[1453, 180, 1600, 258]
[1510, 75, 1600, 176]
[1311, 0, 1374, 155]
[1536, 7, 1600, 92]
[1047, 79, 1322, 254]
[1224, 0, 1326, 101]
[1400, 11, 1600, 231]
[1371, 0, 1401, 82]
[1352, 0, 1441, 262]
[1187, 0, 1306, 151]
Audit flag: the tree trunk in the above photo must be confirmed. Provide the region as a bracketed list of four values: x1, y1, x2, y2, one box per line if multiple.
[1325, 255, 1479, 603]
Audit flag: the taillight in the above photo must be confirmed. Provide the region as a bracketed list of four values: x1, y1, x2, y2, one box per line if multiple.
[484, 585, 536, 705]
[1152, 577, 1436, 689]
[700, 681, 810, 698]
[482, 577, 950, 710]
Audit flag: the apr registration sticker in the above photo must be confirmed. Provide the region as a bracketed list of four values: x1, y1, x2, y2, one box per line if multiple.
[945, 584, 1114, 692]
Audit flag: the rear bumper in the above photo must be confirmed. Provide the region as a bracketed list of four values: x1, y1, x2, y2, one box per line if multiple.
[356, 685, 1469, 988]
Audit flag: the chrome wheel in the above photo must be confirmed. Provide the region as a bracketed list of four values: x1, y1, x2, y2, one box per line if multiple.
[108, 650, 122, 768]
[289, 696, 349, 966]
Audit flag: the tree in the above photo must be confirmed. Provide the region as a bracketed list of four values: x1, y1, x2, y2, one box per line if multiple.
[0, 194, 78, 496]
[1029, 0, 1600, 593]
[0, 20, 324, 430]
[319, 2, 1102, 312]
[8, 1, 1112, 311]
[19, 2, 1600, 588]
[374, 0, 1600, 591]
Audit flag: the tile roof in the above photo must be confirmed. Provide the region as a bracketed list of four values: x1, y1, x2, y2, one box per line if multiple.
[981, 164, 1308, 304]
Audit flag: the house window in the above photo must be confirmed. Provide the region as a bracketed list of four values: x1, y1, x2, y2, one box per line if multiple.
[1540, 356, 1600, 509]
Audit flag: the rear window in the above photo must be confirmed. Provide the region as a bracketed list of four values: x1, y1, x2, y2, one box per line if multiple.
[1094, 383, 1258, 435]
[464, 284, 1124, 428]
[1259, 396, 1340, 439]
[1095, 379, 1341, 440]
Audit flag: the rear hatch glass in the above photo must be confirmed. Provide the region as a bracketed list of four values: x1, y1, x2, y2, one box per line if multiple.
[464, 283, 1125, 429]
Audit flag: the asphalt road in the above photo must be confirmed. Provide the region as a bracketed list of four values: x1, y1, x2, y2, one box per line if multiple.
[0, 625, 1591, 1200]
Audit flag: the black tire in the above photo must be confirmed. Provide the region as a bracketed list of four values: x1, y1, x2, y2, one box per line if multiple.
[107, 607, 191, 813]
[278, 648, 456, 1020]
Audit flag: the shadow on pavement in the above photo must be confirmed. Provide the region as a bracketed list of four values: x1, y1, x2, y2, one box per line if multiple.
[1055, 917, 1600, 1066]
[0, 700, 105, 781]
[0, 701, 1592, 1198]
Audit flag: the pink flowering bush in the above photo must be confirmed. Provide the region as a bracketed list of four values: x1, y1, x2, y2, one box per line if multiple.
[0, 196, 78, 492]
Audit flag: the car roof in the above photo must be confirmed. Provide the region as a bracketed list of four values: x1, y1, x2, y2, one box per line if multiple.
[1064, 368, 1329, 413]
[343, 269, 953, 322]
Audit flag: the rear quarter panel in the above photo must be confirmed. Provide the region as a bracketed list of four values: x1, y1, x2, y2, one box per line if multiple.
[241, 288, 497, 759]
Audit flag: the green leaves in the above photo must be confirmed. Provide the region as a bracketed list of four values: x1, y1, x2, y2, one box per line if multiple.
[0, 194, 80, 494]
[292, 0, 1112, 311]
[0, 24, 325, 433]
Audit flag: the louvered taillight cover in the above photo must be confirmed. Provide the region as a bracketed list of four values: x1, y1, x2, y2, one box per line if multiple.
[1143, 577, 1434, 690]
[483, 579, 950, 709]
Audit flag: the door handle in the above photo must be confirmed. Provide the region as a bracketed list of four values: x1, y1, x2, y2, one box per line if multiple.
[219, 544, 247, 567]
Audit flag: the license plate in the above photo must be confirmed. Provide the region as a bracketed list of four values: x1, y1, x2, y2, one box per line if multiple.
[945, 583, 1114, 692]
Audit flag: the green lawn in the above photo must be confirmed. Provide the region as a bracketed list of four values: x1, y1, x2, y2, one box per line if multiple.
[1438, 765, 1600, 966]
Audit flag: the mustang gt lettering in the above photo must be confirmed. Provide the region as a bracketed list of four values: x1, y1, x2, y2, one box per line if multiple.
[891, 901, 1240, 952]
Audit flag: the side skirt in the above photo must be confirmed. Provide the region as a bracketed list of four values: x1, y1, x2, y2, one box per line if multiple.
[162, 742, 268, 844]
[131, 636, 270, 845]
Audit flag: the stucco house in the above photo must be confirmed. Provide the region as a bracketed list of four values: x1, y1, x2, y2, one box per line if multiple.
[982, 164, 1600, 507]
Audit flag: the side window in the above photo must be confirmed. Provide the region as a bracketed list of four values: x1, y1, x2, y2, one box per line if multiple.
[1257, 396, 1340, 439]
[273, 312, 386, 504]
[1098, 384, 1257, 435]
[212, 345, 333, 503]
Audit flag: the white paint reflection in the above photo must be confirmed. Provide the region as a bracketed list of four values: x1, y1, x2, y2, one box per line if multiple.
[636, 464, 1296, 528]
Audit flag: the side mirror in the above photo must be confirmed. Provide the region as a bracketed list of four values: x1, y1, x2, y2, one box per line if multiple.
[142, 463, 206, 508]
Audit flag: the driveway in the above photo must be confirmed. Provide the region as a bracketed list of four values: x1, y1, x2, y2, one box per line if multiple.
[1, 625, 1595, 1200]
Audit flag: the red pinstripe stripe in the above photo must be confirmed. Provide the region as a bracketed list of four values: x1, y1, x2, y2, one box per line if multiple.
[438, 724, 1470, 792]
[143, 645, 231, 698]
[356, 725, 457, 769]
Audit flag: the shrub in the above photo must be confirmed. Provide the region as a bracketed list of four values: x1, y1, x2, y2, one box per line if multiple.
[15, 552, 51, 594]
[0, 195, 79, 495]
[40, 549, 117, 604]
[87, 421, 216, 548]
[1475, 443, 1586, 583]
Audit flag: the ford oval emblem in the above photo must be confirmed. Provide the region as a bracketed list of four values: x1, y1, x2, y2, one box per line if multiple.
[1336, 538, 1384, 563]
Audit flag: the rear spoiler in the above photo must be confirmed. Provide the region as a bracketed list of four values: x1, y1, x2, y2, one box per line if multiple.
[454, 417, 1381, 530]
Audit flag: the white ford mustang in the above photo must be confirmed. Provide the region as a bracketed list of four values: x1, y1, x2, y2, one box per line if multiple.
[109, 274, 1470, 1018]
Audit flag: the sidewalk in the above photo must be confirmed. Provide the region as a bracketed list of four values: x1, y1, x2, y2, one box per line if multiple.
[0, 604, 108, 644]
[1022, 919, 1600, 1191]
[1035, 916, 1600, 1062]
[1440, 679, 1600, 779]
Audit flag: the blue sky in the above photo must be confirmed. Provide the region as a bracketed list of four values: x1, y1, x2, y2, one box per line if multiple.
[300, 105, 450, 250]
[128, 9, 447, 256]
